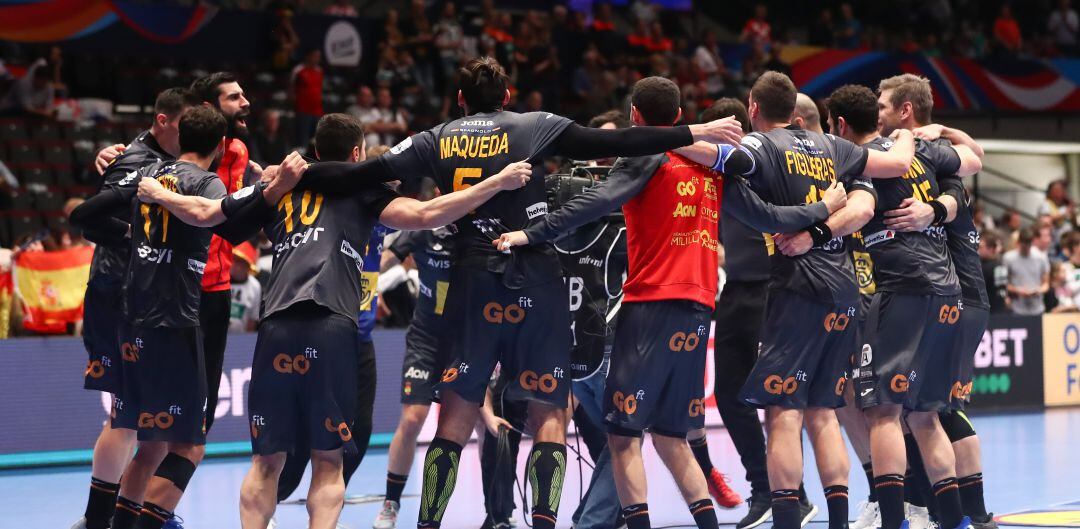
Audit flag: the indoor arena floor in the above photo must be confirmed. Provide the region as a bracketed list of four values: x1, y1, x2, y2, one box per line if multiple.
[3, 408, 1078, 529]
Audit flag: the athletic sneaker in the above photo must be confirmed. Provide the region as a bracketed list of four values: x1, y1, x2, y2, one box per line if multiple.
[736, 492, 772, 529]
[68, 517, 87, 529]
[162, 515, 185, 529]
[373, 500, 399, 529]
[266, 517, 278, 529]
[799, 500, 819, 528]
[850, 501, 880, 529]
[907, 503, 932, 529]
[970, 514, 998, 529]
[706, 468, 743, 508]
[947, 516, 973, 529]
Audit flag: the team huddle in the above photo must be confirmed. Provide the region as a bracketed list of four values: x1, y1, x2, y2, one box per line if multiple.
[67, 56, 993, 529]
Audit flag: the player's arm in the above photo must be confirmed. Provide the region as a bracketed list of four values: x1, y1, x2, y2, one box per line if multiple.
[914, 123, 985, 171]
[864, 129, 915, 178]
[69, 186, 134, 243]
[378, 161, 532, 230]
[495, 156, 657, 249]
[723, 175, 843, 233]
[381, 231, 415, 272]
[549, 117, 743, 160]
[380, 248, 402, 273]
[774, 186, 877, 257]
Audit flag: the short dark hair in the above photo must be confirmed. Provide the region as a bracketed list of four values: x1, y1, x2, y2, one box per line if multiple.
[315, 113, 364, 162]
[701, 98, 750, 133]
[154, 88, 201, 119]
[751, 71, 797, 123]
[1018, 226, 1035, 244]
[179, 106, 227, 157]
[587, 109, 629, 129]
[458, 57, 509, 112]
[631, 76, 681, 126]
[826, 84, 878, 135]
[190, 72, 239, 106]
[981, 229, 1002, 249]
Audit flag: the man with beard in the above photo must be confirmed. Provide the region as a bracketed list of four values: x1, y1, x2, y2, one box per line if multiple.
[190, 72, 252, 435]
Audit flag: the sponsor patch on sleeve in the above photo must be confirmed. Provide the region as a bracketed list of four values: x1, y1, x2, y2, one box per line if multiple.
[389, 136, 413, 155]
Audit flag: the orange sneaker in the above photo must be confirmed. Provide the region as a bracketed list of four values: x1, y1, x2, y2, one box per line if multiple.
[707, 468, 742, 509]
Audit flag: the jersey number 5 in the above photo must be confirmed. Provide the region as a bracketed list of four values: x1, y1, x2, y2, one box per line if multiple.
[453, 167, 483, 192]
[277, 191, 324, 233]
[911, 181, 933, 202]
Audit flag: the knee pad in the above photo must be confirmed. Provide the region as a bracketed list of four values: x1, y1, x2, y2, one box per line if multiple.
[153, 453, 197, 492]
[939, 410, 977, 443]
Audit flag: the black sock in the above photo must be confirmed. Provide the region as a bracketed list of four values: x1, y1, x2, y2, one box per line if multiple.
[875, 474, 906, 529]
[110, 496, 142, 529]
[904, 434, 932, 510]
[959, 473, 990, 521]
[84, 478, 120, 529]
[933, 478, 963, 529]
[622, 503, 650, 529]
[824, 485, 849, 529]
[771, 489, 802, 529]
[689, 499, 719, 529]
[863, 462, 877, 502]
[133, 502, 172, 529]
[417, 437, 463, 528]
[527, 442, 566, 529]
[688, 436, 715, 474]
[798, 483, 809, 502]
[386, 471, 408, 504]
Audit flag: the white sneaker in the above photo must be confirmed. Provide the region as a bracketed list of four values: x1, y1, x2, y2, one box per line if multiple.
[69, 517, 88, 529]
[907, 503, 932, 529]
[851, 501, 880, 529]
[373, 500, 400, 529]
[267, 517, 277, 529]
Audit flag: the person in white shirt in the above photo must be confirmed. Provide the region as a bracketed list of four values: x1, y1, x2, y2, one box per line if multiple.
[1048, 0, 1080, 53]
[229, 242, 262, 333]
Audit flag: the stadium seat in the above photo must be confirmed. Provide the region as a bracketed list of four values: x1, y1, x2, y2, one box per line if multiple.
[0, 119, 27, 141]
[41, 141, 76, 166]
[0, 217, 11, 248]
[33, 191, 64, 213]
[53, 164, 78, 188]
[45, 212, 70, 232]
[6, 140, 41, 165]
[94, 122, 122, 145]
[8, 190, 35, 210]
[32, 122, 63, 141]
[18, 163, 55, 187]
[69, 123, 95, 142]
[9, 214, 44, 241]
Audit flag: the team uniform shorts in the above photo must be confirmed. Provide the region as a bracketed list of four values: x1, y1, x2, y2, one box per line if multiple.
[438, 267, 571, 407]
[945, 304, 989, 410]
[854, 291, 963, 412]
[248, 304, 360, 455]
[400, 314, 449, 404]
[603, 300, 711, 438]
[82, 279, 124, 394]
[740, 289, 856, 410]
[111, 325, 208, 445]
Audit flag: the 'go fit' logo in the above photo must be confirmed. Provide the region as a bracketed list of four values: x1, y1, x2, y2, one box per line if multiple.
[891, 374, 910, 393]
[669, 332, 701, 352]
[764, 375, 798, 395]
[273, 353, 311, 374]
[519, 370, 559, 393]
[138, 412, 174, 430]
[483, 302, 526, 323]
[324, 418, 353, 441]
[612, 390, 640, 414]
[939, 304, 960, 324]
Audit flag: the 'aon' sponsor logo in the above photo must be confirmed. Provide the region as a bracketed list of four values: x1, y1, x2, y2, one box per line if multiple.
[404, 367, 431, 380]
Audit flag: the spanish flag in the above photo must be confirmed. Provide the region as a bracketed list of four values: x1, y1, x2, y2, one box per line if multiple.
[13, 246, 93, 334]
[0, 264, 11, 339]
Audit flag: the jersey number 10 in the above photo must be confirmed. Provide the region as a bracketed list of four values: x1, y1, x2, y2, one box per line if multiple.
[277, 191, 324, 233]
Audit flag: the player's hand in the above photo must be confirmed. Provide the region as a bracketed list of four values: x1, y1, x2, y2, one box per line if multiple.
[690, 115, 744, 146]
[889, 128, 913, 142]
[823, 181, 847, 213]
[774, 231, 813, 257]
[483, 413, 513, 437]
[137, 177, 167, 204]
[912, 124, 945, 141]
[885, 197, 934, 232]
[277, 152, 309, 189]
[248, 160, 264, 181]
[493, 231, 530, 251]
[491, 161, 532, 191]
[95, 143, 127, 175]
[260, 165, 280, 184]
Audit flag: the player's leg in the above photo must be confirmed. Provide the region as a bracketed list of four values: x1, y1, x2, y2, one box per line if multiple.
[274, 437, 311, 503]
[765, 406, 806, 529]
[377, 402, 431, 527]
[525, 400, 569, 529]
[110, 441, 169, 529]
[942, 410, 992, 526]
[687, 427, 742, 509]
[805, 408, 850, 529]
[134, 443, 205, 529]
[608, 432, 649, 527]
[906, 411, 965, 529]
[653, 433, 718, 529]
[416, 389, 481, 528]
[838, 378, 879, 529]
[344, 339, 377, 487]
[863, 403, 907, 529]
[199, 290, 229, 433]
[80, 422, 137, 529]
[240, 452, 287, 529]
[570, 358, 621, 529]
[307, 448, 347, 529]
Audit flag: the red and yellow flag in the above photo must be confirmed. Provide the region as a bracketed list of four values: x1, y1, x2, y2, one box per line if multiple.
[0, 265, 11, 339]
[13, 246, 93, 334]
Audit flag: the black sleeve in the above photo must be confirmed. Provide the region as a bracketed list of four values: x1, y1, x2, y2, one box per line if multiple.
[213, 196, 274, 246]
[549, 123, 695, 161]
[69, 186, 134, 242]
[931, 142, 963, 178]
[360, 184, 403, 220]
[388, 230, 419, 261]
[722, 175, 830, 233]
[80, 224, 129, 247]
[293, 158, 402, 194]
[938, 173, 966, 204]
[829, 134, 870, 178]
[522, 155, 660, 243]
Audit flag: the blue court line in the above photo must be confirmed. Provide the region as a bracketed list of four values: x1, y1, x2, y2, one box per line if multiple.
[0, 433, 394, 470]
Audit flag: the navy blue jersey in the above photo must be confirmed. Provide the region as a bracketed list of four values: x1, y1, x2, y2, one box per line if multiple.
[357, 224, 393, 341]
[861, 137, 961, 296]
[389, 227, 454, 321]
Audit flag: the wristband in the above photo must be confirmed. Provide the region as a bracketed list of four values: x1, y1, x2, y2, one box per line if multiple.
[807, 221, 833, 247]
[929, 200, 947, 225]
[221, 181, 267, 218]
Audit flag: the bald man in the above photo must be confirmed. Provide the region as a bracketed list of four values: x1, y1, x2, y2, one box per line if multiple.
[793, 93, 822, 133]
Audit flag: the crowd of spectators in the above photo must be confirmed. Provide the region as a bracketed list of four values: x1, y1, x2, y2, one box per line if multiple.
[1, 0, 1080, 336]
